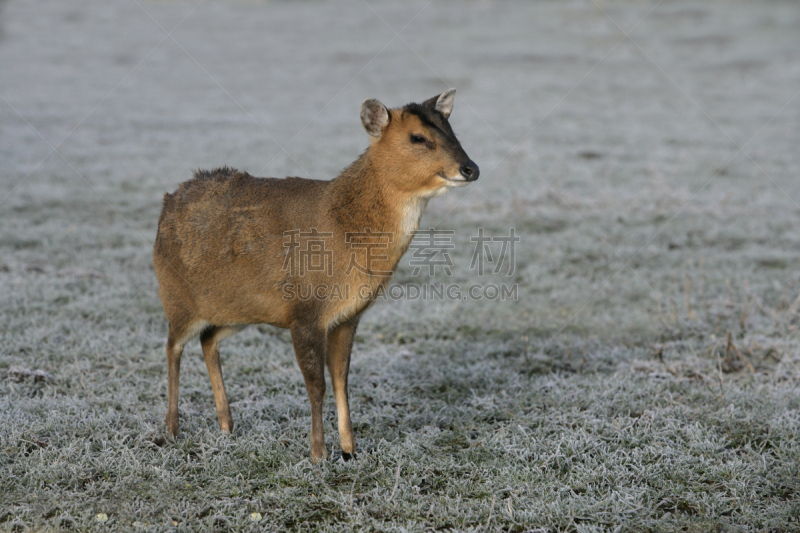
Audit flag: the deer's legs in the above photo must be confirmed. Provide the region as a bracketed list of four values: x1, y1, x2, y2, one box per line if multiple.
[327, 319, 358, 459]
[291, 323, 328, 462]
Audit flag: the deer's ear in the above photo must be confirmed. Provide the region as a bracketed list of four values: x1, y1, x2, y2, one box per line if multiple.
[422, 88, 456, 119]
[360, 99, 390, 137]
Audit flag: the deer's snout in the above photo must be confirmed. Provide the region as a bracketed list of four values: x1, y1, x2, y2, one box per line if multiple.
[460, 160, 479, 181]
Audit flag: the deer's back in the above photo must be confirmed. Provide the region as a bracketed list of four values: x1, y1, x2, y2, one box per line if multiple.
[153, 168, 329, 326]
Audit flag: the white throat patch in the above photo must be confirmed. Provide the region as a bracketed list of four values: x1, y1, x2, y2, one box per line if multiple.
[398, 197, 429, 246]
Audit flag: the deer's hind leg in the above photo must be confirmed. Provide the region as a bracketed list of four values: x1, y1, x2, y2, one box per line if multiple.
[165, 319, 210, 437]
[200, 325, 244, 433]
[165, 333, 185, 437]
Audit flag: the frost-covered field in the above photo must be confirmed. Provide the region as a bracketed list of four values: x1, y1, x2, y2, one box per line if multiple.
[2, 0, 800, 531]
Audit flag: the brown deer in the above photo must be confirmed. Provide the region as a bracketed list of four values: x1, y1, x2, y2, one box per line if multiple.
[153, 89, 478, 462]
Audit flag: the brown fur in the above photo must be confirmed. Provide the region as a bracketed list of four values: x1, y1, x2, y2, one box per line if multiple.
[153, 90, 478, 461]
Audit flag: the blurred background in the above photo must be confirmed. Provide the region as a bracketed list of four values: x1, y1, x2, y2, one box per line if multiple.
[2, 0, 799, 342]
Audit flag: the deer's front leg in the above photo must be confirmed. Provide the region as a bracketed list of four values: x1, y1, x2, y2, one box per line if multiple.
[327, 319, 358, 460]
[291, 323, 328, 462]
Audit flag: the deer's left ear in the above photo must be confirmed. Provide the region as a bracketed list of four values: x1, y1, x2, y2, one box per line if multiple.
[423, 88, 456, 119]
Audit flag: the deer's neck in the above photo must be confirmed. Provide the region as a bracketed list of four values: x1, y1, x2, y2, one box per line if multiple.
[327, 152, 425, 257]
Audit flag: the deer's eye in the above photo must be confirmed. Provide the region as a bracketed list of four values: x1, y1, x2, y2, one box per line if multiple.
[410, 134, 428, 145]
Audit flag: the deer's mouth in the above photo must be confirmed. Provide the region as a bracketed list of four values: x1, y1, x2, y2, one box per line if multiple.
[438, 172, 470, 186]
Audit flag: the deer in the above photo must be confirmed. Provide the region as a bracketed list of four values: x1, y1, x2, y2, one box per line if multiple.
[152, 89, 478, 462]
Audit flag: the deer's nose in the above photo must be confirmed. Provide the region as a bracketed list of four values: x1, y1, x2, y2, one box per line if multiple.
[460, 160, 479, 181]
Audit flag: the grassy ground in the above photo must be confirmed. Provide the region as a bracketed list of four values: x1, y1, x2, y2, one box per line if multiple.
[2, 0, 800, 531]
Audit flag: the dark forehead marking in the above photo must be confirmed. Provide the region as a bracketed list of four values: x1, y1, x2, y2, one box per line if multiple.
[402, 103, 454, 138]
